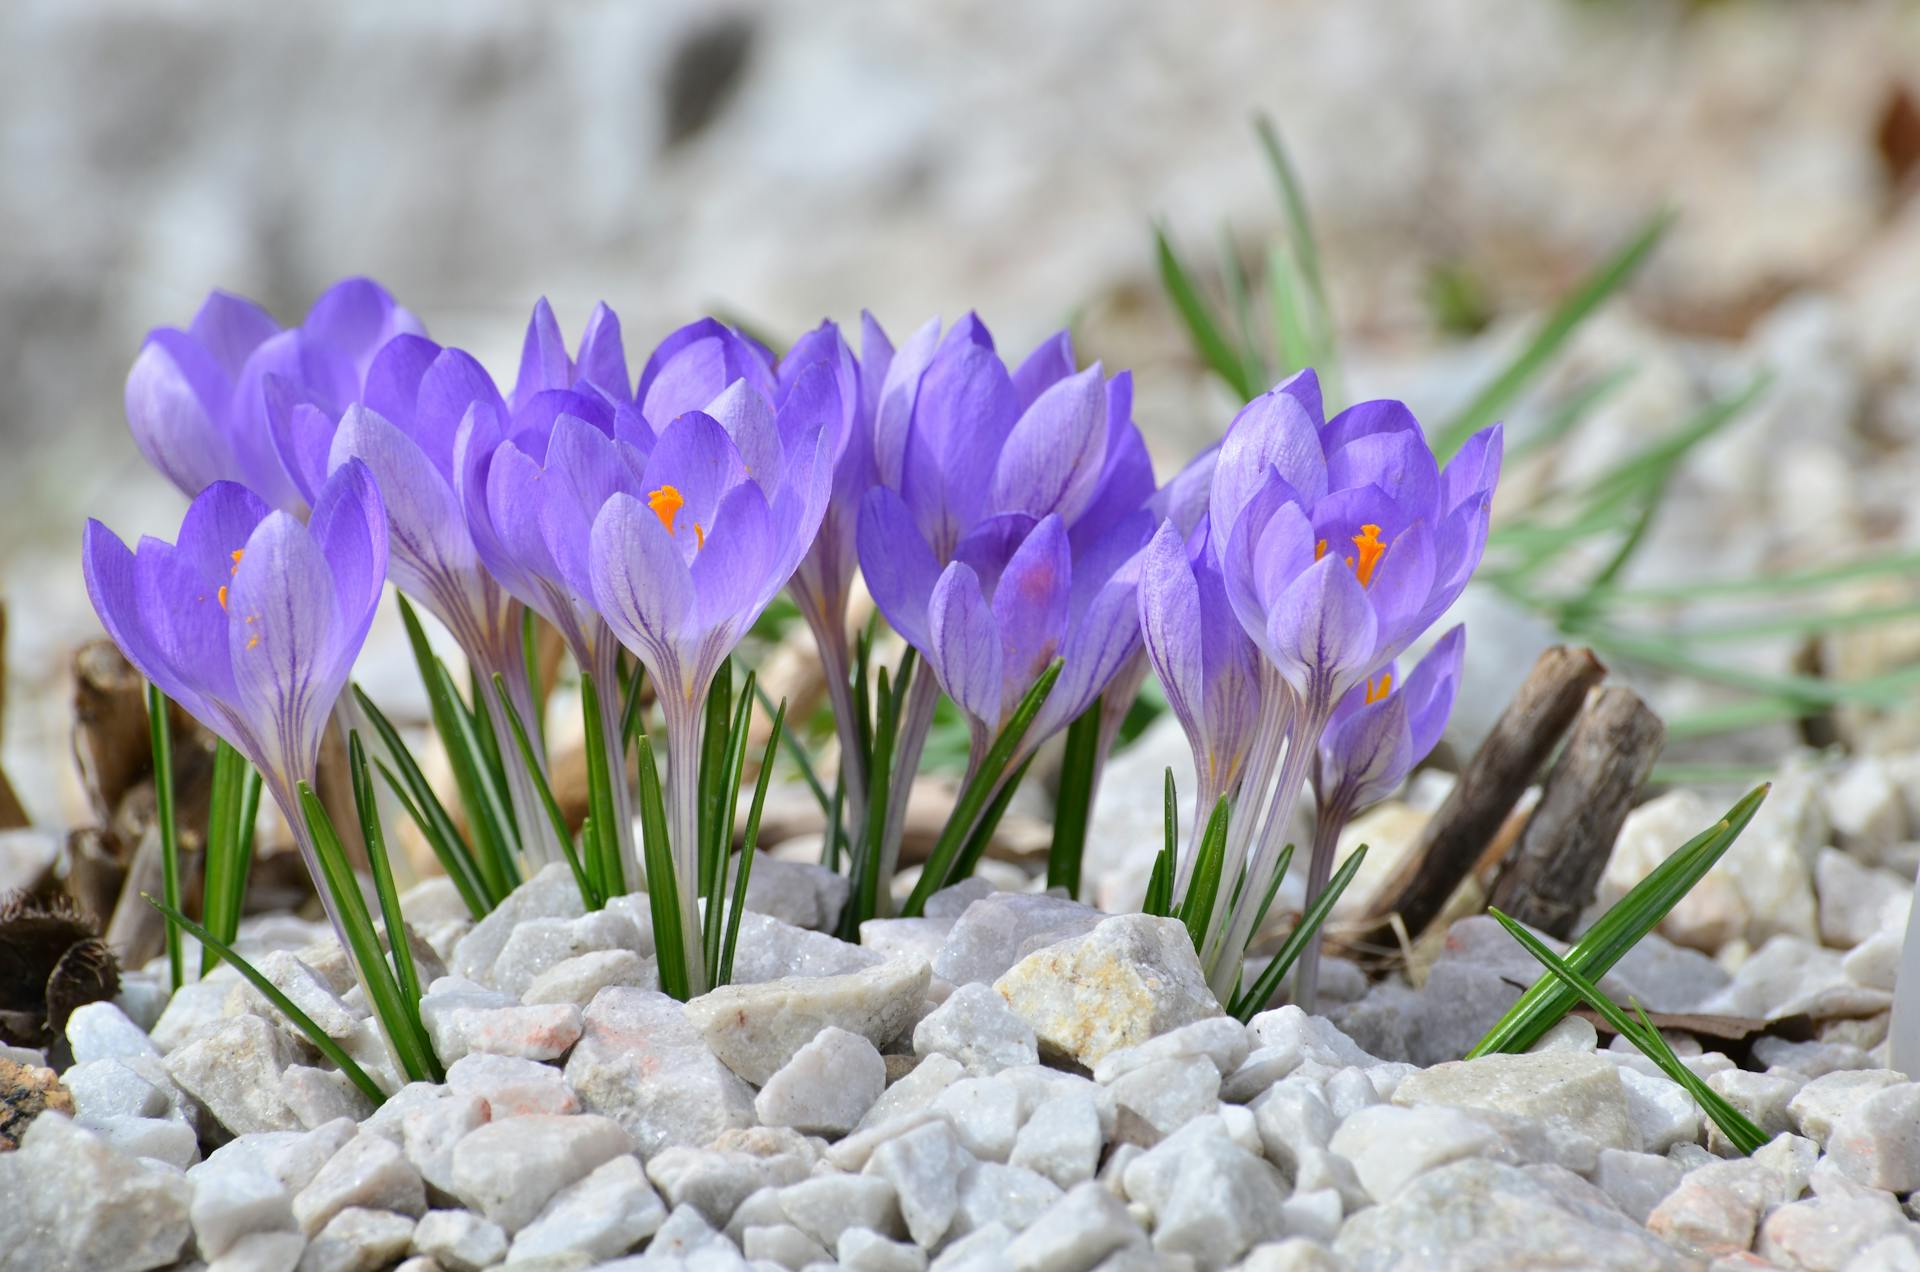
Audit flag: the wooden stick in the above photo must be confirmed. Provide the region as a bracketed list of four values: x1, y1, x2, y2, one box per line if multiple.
[1356, 645, 1605, 945]
[1487, 685, 1664, 938]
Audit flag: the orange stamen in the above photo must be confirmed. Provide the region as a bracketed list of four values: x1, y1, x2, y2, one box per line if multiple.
[229, 549, 244, 573]
[694, 523, 706, 551]
[647, 485, 685, 533]
[1346, 523, 1386, 587]
[217, 585, 228, 610]
[1365, 671, 1393, 705]
[1314, 538, 1328, 562]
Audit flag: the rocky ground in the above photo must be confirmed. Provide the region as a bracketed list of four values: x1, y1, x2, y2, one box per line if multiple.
[5, 727, 1920, 1272]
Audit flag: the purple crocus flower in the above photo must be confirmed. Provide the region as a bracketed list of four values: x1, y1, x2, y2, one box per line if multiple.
[126, 279, 422, 513]
[1203, 369, 1500, 1002]
[273, 332, 565, 867]
[81, 463, 387, 940]
[1313, 625, 1464, 830]
[588, 401, 834, 991]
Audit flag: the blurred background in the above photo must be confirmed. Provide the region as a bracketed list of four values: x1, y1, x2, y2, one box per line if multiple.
[6, 0, 1920, 833]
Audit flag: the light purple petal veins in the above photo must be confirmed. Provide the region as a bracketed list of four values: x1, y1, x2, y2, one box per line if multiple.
[928, 563, 1005, 732]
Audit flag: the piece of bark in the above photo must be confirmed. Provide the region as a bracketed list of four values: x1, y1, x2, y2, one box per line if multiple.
[64, 828, 127, 928]
[71, 641, 152, 826]
[1486, 686, 1665, 938]
[104, 824, 166, 969]
[1357, 645, 1606, 945]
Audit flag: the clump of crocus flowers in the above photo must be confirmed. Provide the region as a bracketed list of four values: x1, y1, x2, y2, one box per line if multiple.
[90, 279, 1496, 1026]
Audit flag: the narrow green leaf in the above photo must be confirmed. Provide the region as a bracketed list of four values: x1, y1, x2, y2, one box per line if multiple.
[1144, 768, 1178, 919]
[1434, 210, 1673, 459]
[822, 767, 846, 873]
[1592, 547, 1920, 606]
[1047, 700, 1103, 899]
[492, 672, 599, 909]
[1218, 222, 1268, 391]
[705, 671, 757, 986]
[698, 660, 734, 898]
[1232, 843, 1368, 1022]
[1506, 365, 1637, 464]
[849, 666, 899, 937]
[1470, 785, 1767, 1056]
[619, 657, 648, 753]
[522, 607, 546, 749]
[145, 684, 183, 993]
[200, 740, 257, 975]
[578, 671, 625, 901]
[1178, 796, 1233, 955]
[466, 665, 514, 833]
[348, 733, 436, 1080]
[1490, 909, 1767, 1154]
[720, 698, 786, 987]
[949, 753, 1038, 885]
[352, 684, 494, 913]
[146, 895, 386, 1105]
[298, 782, 438, 1084]
[634, 731, 690, 1000]
[1254, 115, 1333, 347]
[1156, 223, 1259, 401]
[902, 661, 1063, 916]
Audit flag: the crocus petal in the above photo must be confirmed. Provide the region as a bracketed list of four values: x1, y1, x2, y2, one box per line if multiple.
[1327, 428, 1441, 527]
[1268, 554, 1379, 702]
[856, 486, 940, 650]
[641, 411, 748, 556]
[635, 319, 775, 430]
[952, 512, 1041, 602]
[1138, 522, 1206, 744]
[591, 492, 695, 666]
[1320, 397, 1424, 458]
[929, 562, 1004, 732]
[412, 348, 504, 479]
[1037, 568, 1141, 741]
[125, 334, 236, 499]
[990, 364, 1109, 524]
[188, 291, 279, 379]
[227, 510, 340, 782]
[691, 482, 775, 630]
[270, 401, 339, 508]
[302, 277, 423, 378]
[1220, 475, 1314, 657]
[512, 298, 572, 410]
[1323, 691, 1413, 806]
[706, 379, 786, 491]
[1010, 329, 1076, 412]
[1211, 385, 1329, 544]
[872, 317, 940, 489]
[305, 459, 389, 680]
[1403, 625, 1465, 759]
[329, 405, 478, 611]
[858, 311, 895, 424]
[1147, 442, 1219, 538]
[82, 520, 205, 720]
[1441, 423, 1504, 515]
[173, 479, 275, 587]
[360, 334, 442, 431]
[991, 514, 1072, 692]
[775, 357, 848, 466]
[1365, 519, 1437, 663]
[135, 534, 236, 712]
[574, 302, 631, 402]
[901, 336, 1019, 554]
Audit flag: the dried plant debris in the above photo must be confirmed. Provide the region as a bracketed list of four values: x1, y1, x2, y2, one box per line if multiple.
[0, 891, 120, 1049]
[0, 1057, 71, 1151]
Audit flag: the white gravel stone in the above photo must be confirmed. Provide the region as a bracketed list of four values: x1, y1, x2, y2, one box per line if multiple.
[282, 1065, 375, 1129]
[67, 999, 162, 1063]
[448, 1000, 585, 1062]
[1252, 1080, 1336, 1179]
[1706, 1068, 1802, 1148]
[150, 977, 235, 1052]
[450, 861, 587, 981]
[1322, 1065, 1384, 1120]
[995, 914, 1222, 1068]
[934, 1075, 1025, 1162]
[298, 1205, 415, 1272]
[1826, 756, 1911, 861]
[399, 1093, 487, 1200]
[1759, 1193, 1914, 1271]
[449, 1112, 633, 1231]
[744, 853, 850, 932]
[292, 1132, 427, 1236]
[932, 892, 1106, 986]
[1393, 1050, 1638, 1151]
[93, 1112, 201, 1168]
[509, 1153, 667, 1263]
[862, 916, 957, 965]
[860, 1053, 965, 1130]
[1851, 1233, 1920, 1272]
[1002, 1180, 1145, 1272]
[685, 955, 932, 1085]
[1240, 1238, 1346, 1272]
[1104, 1053, 1222, 1137]
[1593, 1148, 1683, 1224]
[1151, 1132, 1287, 1265]
[190, 1165, 298, 1258]
[1010, 1092, 1104, 1189]
[742, 1220, 830, 1268]
[1275, 1189, 1344, 1245]
[839, 1226, 929, 1272]
[1815, 847, 1913, 947]
[777, 1173, 902, 1249]
[444, 1051, 578, 1117]
[864, 1116, 974, 1248]
[493, 909, 649, 996]
[167, 1014, 307, 1135]
[209, 1230, 307, 1272]
[913, 982, 1039, 1076]
[201, 1118, 358, 1195]
[754, 1025, 886, 1135]
[520, 948, 658, 1006]
[1827, 1081, 1920, 1191]
[1247, 1006, 1381, 1069]
[1329, 1103, 1510, 1202]
[247, 951, 364, 1038]
[65, 1056, 170, 1120]
[647, 1143, 810, 1227]
[1091, 1015, 1250, 1085]
[409, 1208, 506, 1272]
[1845, 929, 1904, 991]
[564, 986, 757, 1153]
[726, 909, 885, 984]
[1790, 1068, 1907, 1145]
[0, 1113, 192, 1271]
[1615, 1067, 1703, 1154]
[1222, 1044, 1306, 1103]
[1645, 1156, 1801, 1258]
[1338, 1157, 1686, 1271]
[951, 1160, 1062, 1238]
[1750, 1035, 1876, 1078]
[357, 1083, 447, 1145]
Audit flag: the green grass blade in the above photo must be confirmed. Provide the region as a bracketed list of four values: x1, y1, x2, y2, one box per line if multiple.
[492, 672, 599, 909]
[1047, 699, 1103, 899]
[720, 698, 785, 987]
[199, 739, 255, 975]
[1239, 842, 1296, 943]
[950, 754, 1038, 884]
[1590, 548, 1920, 606]
[1434, 210, 1673, 459]
[902, 661, 1063, 916]
[698, 660, 734, 901]
[1470, 784, 1767, 1056]
[347, 733, 438, 1081]
[146, 895, 386, 1105]
[1156, 223, 1259, 401]
[634, 732, 690, 1000]
[578, 670, 625, 901]
[847, 665, 899, 938]
[1490, 910, 1767, 1154]
[298, 782, 438, 1084]
[619, 657, 648, 754]
[145, 684, 183, 993]
[1218, 222, 1268, 391]
[822, 767, 846, 873]
[1506, 365, 1637, 465]
[1232, 843, 1367, 1022]
[351, 684, 495, 912]
[705, 670, 757, 986]
[1254, 115, 1333, 348]
[1178, 796, 1233, 954]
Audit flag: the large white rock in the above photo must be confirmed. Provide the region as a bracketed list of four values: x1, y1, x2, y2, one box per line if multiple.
[66, 1000, 162, 1063]
[863, 1116, 973, 1248]
[994, 914, 1222, 1067]
[508, 1153, 667, 1263]
[448, 1112, 634, 1231]
[188, 1164, 296, 1258]
[684, 956, 931, 1085]
[1392, 1051, 1638, 1151]
[776, 1173, 903, 1249]
[165, 1014, 307, 1135]
[754, 1024, 886, 1135]
[1826, 1081, 1920, 1192]
[492, 908, 649, 996]
[520, 948, 658, 1006]
[564, 987, 756, 1154]
[1009, 1092, 1104, 1190]
[410, 1208, 508, 1272]
[724, 909, 884, 984]
[933, 893, 1106, 986]
[300, 1205, 415, 1272]
[444, 1051, 578, 1118]
[0, 1114, 192, 1271]
[913, 981, 1039, 1076]
[450, 862, 587, 981]
[291, 1131, 426, 1236]
[1001, 1179, 1146, 1272]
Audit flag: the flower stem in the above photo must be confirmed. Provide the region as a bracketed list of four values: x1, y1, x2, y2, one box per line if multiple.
[1294, 786, 1356, 1015]
[478, 653, 563, 869]
[587, 636, 638, 890]
[875, 672, 941, 916]
[662, 684, 710, 996]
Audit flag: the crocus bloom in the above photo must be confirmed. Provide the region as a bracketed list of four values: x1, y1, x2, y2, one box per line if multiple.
[1313, 625, 1464, 832]
[126, 279, 422, 513]
[82, 463, 387, 940]
[589, 404, 834, 991]
[857, 318, 1155, 894]
[1203, 369, 1500, 1000]
[273, 332, 564, 867]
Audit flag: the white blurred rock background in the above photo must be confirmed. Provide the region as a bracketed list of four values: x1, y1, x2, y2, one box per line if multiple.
[6, 0, 1920, 826]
